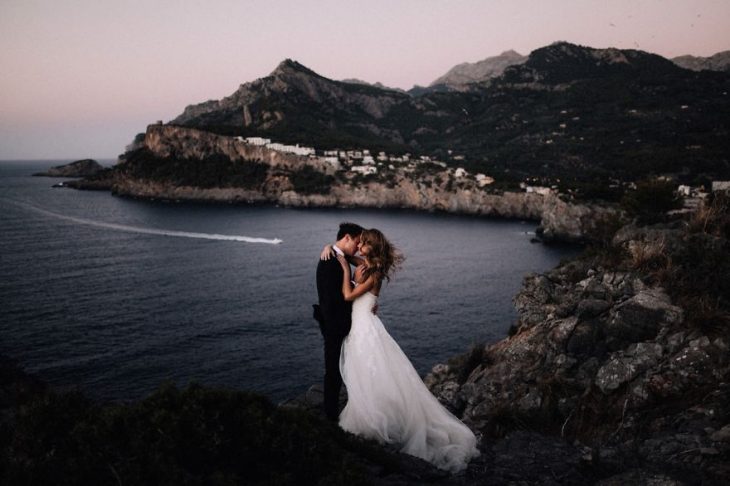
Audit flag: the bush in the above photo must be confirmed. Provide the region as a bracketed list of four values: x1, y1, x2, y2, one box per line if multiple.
[1, 383, 401, 486]
[289, 166, 334, 195]
[620, 178, 682, 224]
[121, 148, 269, 189]
[447, 343, 489, 385]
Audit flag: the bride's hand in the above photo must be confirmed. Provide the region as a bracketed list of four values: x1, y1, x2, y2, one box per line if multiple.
[320, 244, 335, 261]
[336, 254, 350, 273]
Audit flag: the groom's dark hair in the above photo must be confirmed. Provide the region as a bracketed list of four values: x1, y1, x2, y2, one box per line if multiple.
[337, 222, 364, 240]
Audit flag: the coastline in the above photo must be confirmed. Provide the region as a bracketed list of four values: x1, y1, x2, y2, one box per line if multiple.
[62, 124, 621, 244]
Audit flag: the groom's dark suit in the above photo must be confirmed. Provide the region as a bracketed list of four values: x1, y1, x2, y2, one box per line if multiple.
[315, 254, 352, 421]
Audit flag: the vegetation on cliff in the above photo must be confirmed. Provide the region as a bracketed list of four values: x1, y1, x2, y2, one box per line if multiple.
[119, 148, 269, 190]
[0, 378, 412, 485]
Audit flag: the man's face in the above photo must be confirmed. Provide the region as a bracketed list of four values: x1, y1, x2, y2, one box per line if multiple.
[342, 234, 361, 256]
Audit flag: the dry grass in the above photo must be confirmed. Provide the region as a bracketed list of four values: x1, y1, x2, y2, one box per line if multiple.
[627, 236, 670, 273]
[687, 192, 730, 238]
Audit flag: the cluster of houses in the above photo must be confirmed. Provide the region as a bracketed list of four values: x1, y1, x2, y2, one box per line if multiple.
[235, 136, 315, 157]
[235, 135, 730, 199]
[236, 135, 495, 186]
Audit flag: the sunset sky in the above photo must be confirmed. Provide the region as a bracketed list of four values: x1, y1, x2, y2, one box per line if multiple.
[1, 0, 729, 159]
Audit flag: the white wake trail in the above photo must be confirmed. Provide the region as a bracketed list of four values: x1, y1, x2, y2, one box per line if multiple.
[4, 199, 283, 245]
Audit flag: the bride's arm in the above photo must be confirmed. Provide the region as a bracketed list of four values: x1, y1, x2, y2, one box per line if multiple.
[336, 255, 375, 301]
[320, 244, 365, 265]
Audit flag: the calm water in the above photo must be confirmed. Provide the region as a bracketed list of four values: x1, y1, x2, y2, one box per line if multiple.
[0, 160, 579, 403]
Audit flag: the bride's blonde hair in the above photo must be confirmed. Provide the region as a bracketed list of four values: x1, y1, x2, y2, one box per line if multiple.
[361, 228, 404, 283]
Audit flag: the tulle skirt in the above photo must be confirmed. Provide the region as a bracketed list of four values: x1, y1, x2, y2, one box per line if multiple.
[339, 293, 479, 473]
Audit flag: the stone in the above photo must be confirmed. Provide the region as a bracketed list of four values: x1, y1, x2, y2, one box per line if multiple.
[595, 343, 663, 393]
[710, 425, 730, 442]
[606, 289, 683, 345]
[576, 298, 611, 319]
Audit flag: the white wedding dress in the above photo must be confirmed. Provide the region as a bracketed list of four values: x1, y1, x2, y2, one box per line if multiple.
[339, 291, 479, 473]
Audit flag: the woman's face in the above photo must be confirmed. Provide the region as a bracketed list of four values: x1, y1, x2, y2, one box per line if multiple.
[358, 240, 372, 256]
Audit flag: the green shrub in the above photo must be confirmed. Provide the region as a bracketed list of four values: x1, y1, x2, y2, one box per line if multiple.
[121, 148, 269, 189]
[289, 166, 334, 195]
[620, 178, 682, 224]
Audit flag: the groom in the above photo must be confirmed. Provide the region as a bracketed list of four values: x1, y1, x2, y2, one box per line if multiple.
[314, 222, 363, 421]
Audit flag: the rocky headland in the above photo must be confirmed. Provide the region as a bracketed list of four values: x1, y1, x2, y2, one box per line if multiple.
[72, 124, 617, 243]
[33, 159, 104, 178]
[425, 195, 730, 483]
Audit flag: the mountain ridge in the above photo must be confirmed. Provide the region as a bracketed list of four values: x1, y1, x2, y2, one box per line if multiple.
[156, 41, 729, 189]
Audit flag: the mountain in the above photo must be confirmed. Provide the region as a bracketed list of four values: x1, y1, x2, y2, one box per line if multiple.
[672, 50, 730, 72]
[159, 43, 730, 191]
[498, 41, 683, 85]
[171, 59, 417, 152]
[428, 49, 527, 90]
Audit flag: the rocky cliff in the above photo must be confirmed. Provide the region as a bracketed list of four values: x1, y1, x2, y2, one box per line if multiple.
[425, 204, 730, 482]
[92, 124, 617, 242]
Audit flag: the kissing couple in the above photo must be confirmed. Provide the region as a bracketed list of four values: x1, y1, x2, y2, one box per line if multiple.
[313, 222, 479, 473]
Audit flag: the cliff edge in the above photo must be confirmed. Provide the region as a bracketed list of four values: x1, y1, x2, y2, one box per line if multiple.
[426, 195, 730, 483]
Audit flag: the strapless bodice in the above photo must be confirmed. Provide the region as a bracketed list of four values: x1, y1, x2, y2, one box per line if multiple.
[352, 291, 378, 315]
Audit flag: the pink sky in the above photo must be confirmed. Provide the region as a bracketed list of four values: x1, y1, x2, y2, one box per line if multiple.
[1, 0, 729, 159]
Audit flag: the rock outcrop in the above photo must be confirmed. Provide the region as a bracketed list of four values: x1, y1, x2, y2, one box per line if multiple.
[33, 159, 104, 178]
[425, 221, 730, 482]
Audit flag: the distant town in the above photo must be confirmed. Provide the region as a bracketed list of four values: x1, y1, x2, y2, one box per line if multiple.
[234, 135, 730, 209]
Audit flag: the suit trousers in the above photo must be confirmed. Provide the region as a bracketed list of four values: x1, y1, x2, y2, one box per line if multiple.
[323, 332, 345, 421]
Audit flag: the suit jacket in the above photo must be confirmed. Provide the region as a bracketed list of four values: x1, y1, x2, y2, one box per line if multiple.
[315, 257, 352, 339]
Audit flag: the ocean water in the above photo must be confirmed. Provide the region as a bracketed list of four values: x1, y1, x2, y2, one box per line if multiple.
[0, 160, 580, 403]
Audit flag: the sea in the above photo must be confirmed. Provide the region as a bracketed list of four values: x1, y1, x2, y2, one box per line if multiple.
[0, 160, 580, 403]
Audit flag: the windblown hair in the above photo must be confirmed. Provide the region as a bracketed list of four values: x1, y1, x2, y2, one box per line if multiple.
[360, 228, 404, 284]
[337, 222, 364, 240]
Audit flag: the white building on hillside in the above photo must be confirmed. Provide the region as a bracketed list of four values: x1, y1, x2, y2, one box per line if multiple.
[246, 137, 271, 146]
[351, 165, 377, 175]
[475, 173, 495, 187]
[265, 143, 315, 157]
[712, 181, 730, 192]
[526, 186, 552, 196]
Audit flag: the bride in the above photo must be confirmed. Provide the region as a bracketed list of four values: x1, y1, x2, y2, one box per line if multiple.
[323, 228, 479, 473]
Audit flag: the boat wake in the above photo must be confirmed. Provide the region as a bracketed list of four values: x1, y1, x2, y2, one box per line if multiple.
[3, 198, 283, 244]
